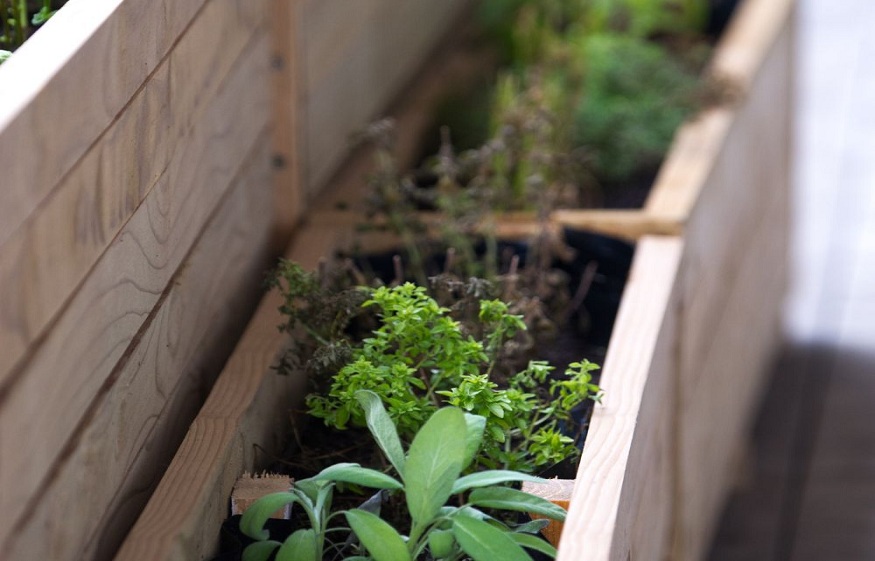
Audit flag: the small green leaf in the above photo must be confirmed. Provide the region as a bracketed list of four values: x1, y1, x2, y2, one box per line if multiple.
[311, 463, 403, 490]
[242, 540, 281, 561]
[512, 518, 550, 534]
[405, 407, 467, 525]
[451, 470, 545, 494]
[345, 509, 411, 561]
[452, 516, 533, 561]
[468, 488, 566, 521]
[275, 529, 318, 561]
[240, 492, 298, 540]
[428, 528, 456, 558]
[461, 413, 486, 470]
[509, 532, 558, 558]
[356, 390, 406, 476]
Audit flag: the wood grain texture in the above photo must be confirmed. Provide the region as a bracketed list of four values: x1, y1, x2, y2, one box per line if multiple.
[0, 0, 268, 393]
[114, 222, 345, 561]
[557, 237, 683, 561]
[269, 0, 304, 242]
[0, 0, 207, 249]
[672, 5, 794, 558]
[1, 133, 273, 561]
[0, 29, 272, 547]
[301, 0, 468, 195]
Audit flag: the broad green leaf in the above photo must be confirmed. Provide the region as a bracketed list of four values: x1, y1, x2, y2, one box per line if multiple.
[240, 492, 298, 540]
[276, 529, 318, 561]
[468, 488, 567, 521]
[461, 413, 486, 470]
[242, 540, 281, 561]
[345, 509, 412, 561]
[452, 516, 533, 561]
[312, 463, 402, 490]
[405, 407, 467, 525]
[513, 518, 550, 534]
[428, 528, 456, 558]
[451, 470, 545, 494]
[356, 390, 406, 475]
[509, 532, 558, 558]
[293, 479, 322, 504]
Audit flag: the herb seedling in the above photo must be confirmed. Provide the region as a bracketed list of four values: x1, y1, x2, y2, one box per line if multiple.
[241, 391, 566, 561]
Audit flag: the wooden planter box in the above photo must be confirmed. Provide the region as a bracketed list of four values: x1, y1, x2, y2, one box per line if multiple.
[0, 0, 466, 559]
[0, 0, 792, 558]
[115, 0, 795, 559]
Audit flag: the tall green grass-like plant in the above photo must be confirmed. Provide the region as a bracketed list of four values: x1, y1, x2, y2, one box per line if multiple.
[241, 391, 566, 561]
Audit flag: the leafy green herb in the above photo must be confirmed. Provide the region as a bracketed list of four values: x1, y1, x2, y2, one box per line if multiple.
[241, 392, 565, 561]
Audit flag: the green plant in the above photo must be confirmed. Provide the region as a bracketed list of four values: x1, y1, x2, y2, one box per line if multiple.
[0, 0, 62, 61]
[241, 391, 566, 561]
[571, 32, 704, 185]
[305, 282, 601, 472]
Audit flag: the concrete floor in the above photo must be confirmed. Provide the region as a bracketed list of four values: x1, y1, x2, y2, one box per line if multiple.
[709, 1, 875, 559]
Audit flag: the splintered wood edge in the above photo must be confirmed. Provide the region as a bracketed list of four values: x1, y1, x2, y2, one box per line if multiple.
[231, 473, 293, 518]
[556, 237, 684, 561]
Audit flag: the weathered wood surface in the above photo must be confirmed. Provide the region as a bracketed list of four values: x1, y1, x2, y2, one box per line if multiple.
[0, 0, 280, 557]
[0, 0, 267, 395]
[114, 222, 343, 561]
[300, 0, 469, 196]
[0, 0, 205, 249]
[671, 0, 794, 557]
[557, 237, 683, 561]
[0, 22, 271, 546]
[3, 134, 274, 561]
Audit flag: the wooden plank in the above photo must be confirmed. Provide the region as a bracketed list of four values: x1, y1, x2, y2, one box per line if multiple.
[269, 0, 304, 243]
[0, 32, 272, 545]
[553, 209, 681, 241]
[0, 0, 268, 391]
[115, 222, 343, 561]
[301, 0, 468, 194]
[557, 236, 683, 561]
[1, 133, 273, 561]
[0, 0, 208, 249]
[670, 10, 793, 557]
[674, 182, 787, 561]
[644, 0, 795, 224]
[310, 29, 496, 213]
[675, 2, 793, 403]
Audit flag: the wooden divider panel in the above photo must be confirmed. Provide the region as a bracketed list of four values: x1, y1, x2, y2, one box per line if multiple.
[557, 237, 683, 561]
[114, 221, 348, 561]
[0, 0, 207, 247]
[0, 0, 268, 392]
[300, 0, 468, 195]
[672, 4, 794, 558]
[3, 133, 273, 561]
[0, 13, 272, 557]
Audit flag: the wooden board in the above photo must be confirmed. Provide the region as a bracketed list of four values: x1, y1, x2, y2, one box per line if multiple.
[0, 0, 207, 248]
[0, 27, 272, 552]
[671, 2, 794, 557]
[113, 222, 345, 561]
[645, 0, 796, 223]
[0, 0, 268, 395]
[300, 0, 469, 196]
[269, 0, 304, 242]
[1, 133, 273, 561]
[557, 237, 683, 561]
